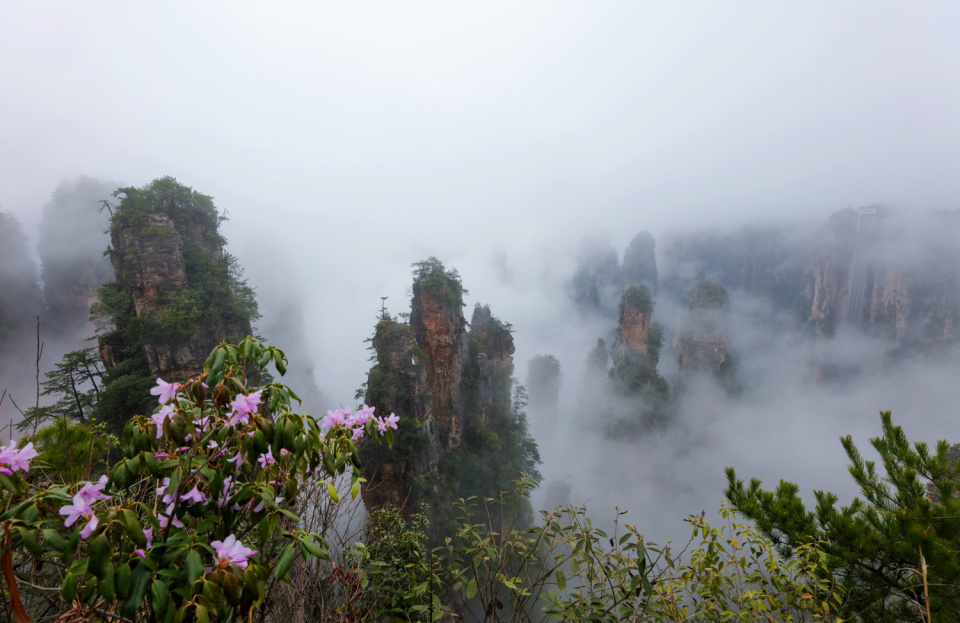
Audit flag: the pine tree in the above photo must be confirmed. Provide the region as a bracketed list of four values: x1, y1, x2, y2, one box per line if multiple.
[726, 411, 960, 621]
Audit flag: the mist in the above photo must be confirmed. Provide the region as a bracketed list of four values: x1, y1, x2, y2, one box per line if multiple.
[2, 2, 960, 543]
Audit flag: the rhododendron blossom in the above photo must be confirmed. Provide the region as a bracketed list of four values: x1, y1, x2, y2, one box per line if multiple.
[377, 413, 400, 433]
[150, 378, 179, 404]
[151, 405, 175, 438]
[257, 447, 276, 468]
[59, 493, 99, 539]
[77, 475, 110, 504]
[322, 408, 348, 430]
[181, 485, 207, 505]
[212, 534, 257, 569]
[230, 390, 262, 419]
[0, 441, 37, 474]
[226, 452, 243, 469]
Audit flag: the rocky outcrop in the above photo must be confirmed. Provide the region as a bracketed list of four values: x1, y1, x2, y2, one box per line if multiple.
[465, 304, 515, 426]
[661, 208, 960, 366]
[678, 278, 730, 381]
[361, 259, 536, 519]
[612, 286, 653, 360]
[98, 177, 255, 381]
[410, 276, 468, 450]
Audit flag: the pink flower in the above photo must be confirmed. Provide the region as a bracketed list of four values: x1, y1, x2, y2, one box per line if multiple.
[134, 549, 146, 558]
[80, 516, 100, 539]
[351, 427, 365, 441]
[257, 447, 276, 468]
[0, 442, 38, 474]
[218, 477, 234, 508]
[151, 405, 175, 439]
[377, 413, 400, 434]
[225, 408, 249, 427]
[226, 452, 243, 470]
[77, 475, 110, 504]
[230, 390, 263, 419]
[158, 504, 184, 529]
[157, 477, 171, 502]
[211, 534, 257, 569]
[144, 527, 153, 549]
[181, 485, 207, 506]
[60, 493, 99, 539]
[150, 378, 179, 404]
[322, 408, 348, 430]
[355, 405, 375, 425]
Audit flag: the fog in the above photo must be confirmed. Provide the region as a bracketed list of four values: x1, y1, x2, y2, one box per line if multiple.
[2, 2, 960, 543]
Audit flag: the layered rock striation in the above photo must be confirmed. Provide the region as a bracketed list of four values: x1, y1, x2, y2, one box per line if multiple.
[97, 177, 256, 382]
[361, 259, 538, 525]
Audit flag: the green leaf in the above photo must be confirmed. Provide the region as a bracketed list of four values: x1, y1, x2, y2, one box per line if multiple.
[273, 543, 296, 581]
[185, 550, 203, 583]
[122, 564, 152, 617]
[556, 569, 567, 593]
[327, 482, 339, 502]
[278, 508, 302, 522]
[99, 563, 116, 602]
[89, 533, 112, 579]
[120, 509, 147, 547]
[211, 348, 227, 376]
[351, 481, 360, 499]
[301, 538, 324, 559]
[62, 529, 80, 561]
[195, 604, 210, 623]
[61, 573, 79, 602]
[466, 578, 477, 599]
[16, 527, 43, 557]
[116, 562, 132, 598]
[152, 579, 170, 617]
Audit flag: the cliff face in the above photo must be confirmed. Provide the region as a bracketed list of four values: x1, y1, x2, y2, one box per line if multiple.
[602, 287, 670, 435]
[410, 279, 468, 451]
[361, 260, 536, 522]
[98, 177, 256, 382]
[361, 318, 430, 509]
[465, 304, 515, 426]
[613, 287, 652, 358]
[678, 279, 730, 380]
[661, 208, 960, 362]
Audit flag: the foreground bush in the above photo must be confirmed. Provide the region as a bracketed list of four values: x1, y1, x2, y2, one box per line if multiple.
[0, 337, 395, 623]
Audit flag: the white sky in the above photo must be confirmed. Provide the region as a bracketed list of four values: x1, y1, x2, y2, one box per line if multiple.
[2, 2, 960, 533]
